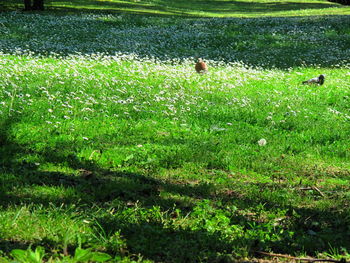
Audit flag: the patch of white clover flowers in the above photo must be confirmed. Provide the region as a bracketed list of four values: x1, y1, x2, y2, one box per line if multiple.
[0, 52, 275, 127]
[0, 13, 350, 67]
[0, 12, 350, 134]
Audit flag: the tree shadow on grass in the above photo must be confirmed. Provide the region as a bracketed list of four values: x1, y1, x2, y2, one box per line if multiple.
[218, 183, 350, 256]
[0, 116, 349, 261]
[42, 0, 341, 19]
[0, 116, 245, 262]
[0, 0, 341, 15]
[152, 0, 340, 14]
[0, 117, 214, 211]
[0, 2, 350, 69]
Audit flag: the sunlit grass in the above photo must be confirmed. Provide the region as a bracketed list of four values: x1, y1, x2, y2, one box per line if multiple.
[1, 53, 350, 262]
[0, 8, 349, 263]
[1, 0, 350, 17]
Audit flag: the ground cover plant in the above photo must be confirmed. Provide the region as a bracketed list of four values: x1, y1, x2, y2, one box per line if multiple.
[0, 4, 350, 263]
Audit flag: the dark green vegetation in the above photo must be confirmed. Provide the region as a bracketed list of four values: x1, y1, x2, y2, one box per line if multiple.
[329, 0, 350, 7]
[0, 1, 350, 262]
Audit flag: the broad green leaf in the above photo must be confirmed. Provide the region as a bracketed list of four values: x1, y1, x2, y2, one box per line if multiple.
[73, 248, 92, 261]
[11, 249, 27, 262]
[90, 252, 112, 262]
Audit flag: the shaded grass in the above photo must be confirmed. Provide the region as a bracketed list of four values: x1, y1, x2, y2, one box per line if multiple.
[1, 13, 350, 69]
[1, 0, 350, 17]
[0, 54, 349, 262]
[0, 5, 350, 263]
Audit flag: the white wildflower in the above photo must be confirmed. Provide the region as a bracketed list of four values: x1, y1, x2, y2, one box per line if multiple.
[258, 138, 267, 146]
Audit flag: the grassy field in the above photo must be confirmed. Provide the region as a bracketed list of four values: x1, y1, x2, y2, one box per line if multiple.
[0, 1, 350, 263]
[1, 0, 350, 17]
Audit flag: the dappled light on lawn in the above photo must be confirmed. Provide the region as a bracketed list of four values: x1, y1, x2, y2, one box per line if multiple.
[0, 4, 349, 263]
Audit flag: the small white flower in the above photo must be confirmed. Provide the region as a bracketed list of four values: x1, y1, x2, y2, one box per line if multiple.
[258, 138, 267, 146]
[82, 137, 89, 140]
[48, 109, 53, 113]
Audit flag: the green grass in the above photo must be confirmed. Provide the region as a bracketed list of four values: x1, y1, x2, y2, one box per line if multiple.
[0, 5, 350, 263]
[1, 0, 350, 17]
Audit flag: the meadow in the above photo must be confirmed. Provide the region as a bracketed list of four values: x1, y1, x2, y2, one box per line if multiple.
[0, 1, 350, 262]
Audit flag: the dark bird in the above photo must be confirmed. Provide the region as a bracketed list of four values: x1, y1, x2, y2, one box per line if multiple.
[302, 74, 325, 85]
[195, 58, 208, 74]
